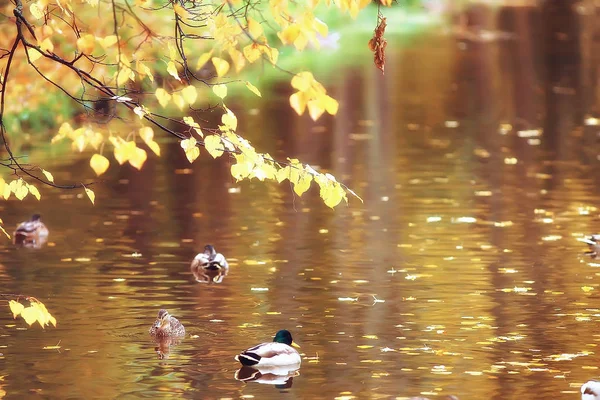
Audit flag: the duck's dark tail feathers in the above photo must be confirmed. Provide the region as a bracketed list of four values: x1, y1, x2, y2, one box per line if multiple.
[235, 352, 261, 366]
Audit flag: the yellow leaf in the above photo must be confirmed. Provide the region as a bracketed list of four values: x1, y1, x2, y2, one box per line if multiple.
[324, 95, 339, 115]
[27, 184, 41, 200]
[40, 38, 53, 52]
[0, 224, 10, 238]
[139, 127, 160, 156]
[256, 163, 277, 180]
[204, 135, 224, 158]
[139, 126, 154, 143]
[42, 169, 54, 183]
[247, 18, 263, 38]
[30, 2, 44, 19]
[231, 156, 253, 181]
[90, 153, 110, 176]
[291, 72, 313, 91]
[3, 180, 12, 199]
[181, 138, 199, 163]
[167, 61, 181, 81]
[172, 93, 185, 110]
[276, 166, 290, 183]
[293, 173, 312, 196]
[155, 88, 171, 108]
[314, 18, 329, 37]
[212, 84, 227, 99]
[76, 34, 95, 54]
[9, 300, 24, 318]
[278, 24, 301, 45]
[221, 108, 237, 131]
[14, 181, 28, 200]
[197, 51, 213, 70]
[168, 42, 177, 60]
[136, 61, 154, 82]
[307, 99, 325, 121]
[265, 47, 279, 64]
[85, 187, 95, 204]
[129, 147, 147, 170]
[294, 34, 308, 51]
[228, 48, 246, 73]
[20, 306, 38, 326]
[245, 81, 262, 97]
[212, 57, 230, 77]
[98, 35, 117, 49]
[182, 86, 197, 104]
[243, 43, 262, 63]
[116, 67, 132, 86]
[146, 141, 160, 156]
[290, 92, 307, 115]
[27, 48, 42, 63]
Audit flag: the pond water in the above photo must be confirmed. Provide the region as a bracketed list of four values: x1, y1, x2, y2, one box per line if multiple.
[2, 6, 600, 400]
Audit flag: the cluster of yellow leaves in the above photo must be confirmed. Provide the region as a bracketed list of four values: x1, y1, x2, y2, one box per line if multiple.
[53, 123, 160, 177]
[176, 106, 360, 208]
[9, 299, 57, 328]
[0, 178, 41, 201]
[289, 72, 339, 120]
[52, 123, 103, 153]
[52, 122, 163, 204]
[155, 85, 197, 109]
[277, 13, 328, 51]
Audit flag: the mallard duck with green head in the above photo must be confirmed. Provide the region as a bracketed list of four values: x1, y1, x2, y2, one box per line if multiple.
[13, 214, 49, 248]
[149, 309, 185, 339]
[235, 330, 301, 368]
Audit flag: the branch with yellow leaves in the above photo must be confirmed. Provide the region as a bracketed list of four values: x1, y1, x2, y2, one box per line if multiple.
[1, 294, 57, 328]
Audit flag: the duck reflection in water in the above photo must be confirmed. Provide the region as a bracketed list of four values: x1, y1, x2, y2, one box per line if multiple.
[13, 214, 49, 249]
[580, 235, 600, 259]
[153, 336, 183, 360]
[235, 366, 298, 389]
[190, 244, 229, 283]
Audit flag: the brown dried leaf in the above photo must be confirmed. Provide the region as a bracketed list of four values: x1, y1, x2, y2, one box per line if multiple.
[369, 15, 387, 74]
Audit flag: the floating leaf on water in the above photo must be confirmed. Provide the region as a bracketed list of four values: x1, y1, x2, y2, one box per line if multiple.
[453, 216, 477, 224]
[43, 341, 61, 350]
[338, 297, 357, 302]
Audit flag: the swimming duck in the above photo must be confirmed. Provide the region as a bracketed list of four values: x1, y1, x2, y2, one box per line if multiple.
[13, 214, 49, 248]
[149, 309, 185, 339]
[191, 244, 229, 271]
[235, 330, 301, 368]
[579, 235, 600, 258]
[583, 381, 600, 400]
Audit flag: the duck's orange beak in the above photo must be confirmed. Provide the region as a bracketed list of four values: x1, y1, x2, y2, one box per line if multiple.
[291, 341, 301, 349]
